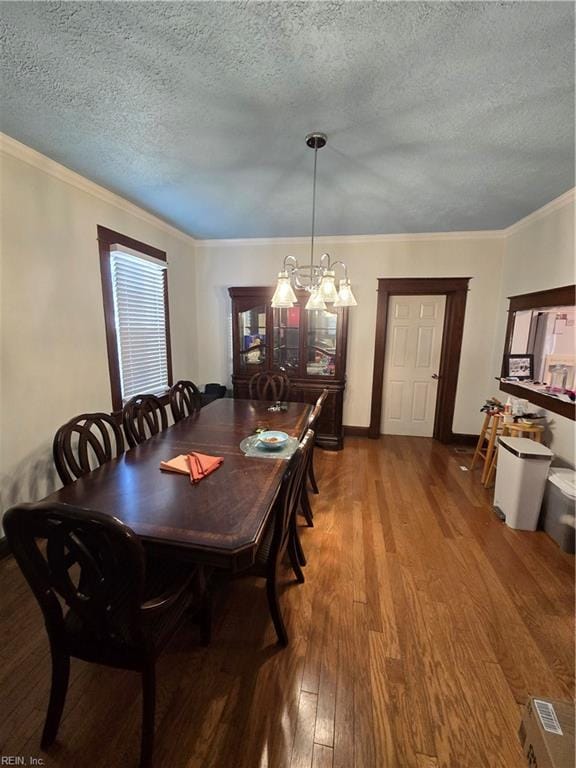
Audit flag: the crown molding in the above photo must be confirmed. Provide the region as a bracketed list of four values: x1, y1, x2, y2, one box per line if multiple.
[504, 188, 575, 237]
[0, 133, 196, 247]
[196, 229, 506, 248]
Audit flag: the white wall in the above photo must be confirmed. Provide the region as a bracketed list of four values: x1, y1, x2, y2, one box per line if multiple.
[491, 190, 576, 466]
[195, 233, 505, 433]
[0, 139, 197, 518]
[1, 133, 573, 534]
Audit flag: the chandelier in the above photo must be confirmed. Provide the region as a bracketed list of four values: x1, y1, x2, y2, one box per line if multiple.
[271, 133, 357, 311]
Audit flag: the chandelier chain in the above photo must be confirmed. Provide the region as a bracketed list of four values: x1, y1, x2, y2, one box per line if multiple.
[310, 146, 318, 281]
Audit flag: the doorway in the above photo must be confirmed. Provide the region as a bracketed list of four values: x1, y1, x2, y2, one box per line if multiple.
[369, 277, 470, 442]
[381, 294, 446, 436]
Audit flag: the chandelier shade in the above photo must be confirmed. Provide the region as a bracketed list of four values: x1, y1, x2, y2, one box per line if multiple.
[333, 278, 358, 307]
[271, 271, 298, 308]
[305, 288, 327, 311]
[318, 270, 339, 303]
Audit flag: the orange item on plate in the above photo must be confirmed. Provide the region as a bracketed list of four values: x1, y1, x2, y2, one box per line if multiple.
[160, 452, 223, 484]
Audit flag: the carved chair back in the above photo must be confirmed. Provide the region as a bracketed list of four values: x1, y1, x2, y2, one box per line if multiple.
[53, 413, 124, 486]
[169, 380, 202, 422]
[248, 372, 290, 402]
[3, 502, 146, 650]
[122, 394, 168, 448]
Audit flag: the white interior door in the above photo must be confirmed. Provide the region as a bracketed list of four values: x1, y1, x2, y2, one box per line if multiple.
[381, 294, 446, 437]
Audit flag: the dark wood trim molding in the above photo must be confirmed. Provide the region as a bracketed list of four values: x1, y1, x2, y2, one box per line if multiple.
[97, 225, 167, 262]
[369, 277, 471, 442]
[499, 284, 575, 422]
[507, 285, 575, 314]
[450, 433, 480, 446]
[343, 425, 371, 437]
[98, 226, 173, 412]
[499, 382, 575, 420]
[0, 537, 10, 560]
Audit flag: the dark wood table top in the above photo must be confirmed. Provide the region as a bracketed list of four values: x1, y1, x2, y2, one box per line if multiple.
[42, 399, 311, 570]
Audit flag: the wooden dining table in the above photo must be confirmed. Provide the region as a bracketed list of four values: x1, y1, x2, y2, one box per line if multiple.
[41, 398, 311, 571]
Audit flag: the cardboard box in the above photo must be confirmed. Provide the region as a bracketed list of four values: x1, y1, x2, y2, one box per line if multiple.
[519, 697, 575, 768]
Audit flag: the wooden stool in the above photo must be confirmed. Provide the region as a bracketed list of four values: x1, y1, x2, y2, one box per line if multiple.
[484, 423, 545, 487]
[470, 411, 503, 484]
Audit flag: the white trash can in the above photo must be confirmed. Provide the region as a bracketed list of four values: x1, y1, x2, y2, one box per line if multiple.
[494, 437, 554, 530]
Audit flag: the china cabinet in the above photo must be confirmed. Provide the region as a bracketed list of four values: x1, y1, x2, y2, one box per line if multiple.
[229, 287, 349, 449]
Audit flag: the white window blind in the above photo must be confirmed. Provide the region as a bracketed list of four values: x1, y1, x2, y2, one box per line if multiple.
[110, 249, 169, 402]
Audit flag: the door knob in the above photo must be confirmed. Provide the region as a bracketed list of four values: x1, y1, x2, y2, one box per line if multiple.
[431, 373, 440, 380]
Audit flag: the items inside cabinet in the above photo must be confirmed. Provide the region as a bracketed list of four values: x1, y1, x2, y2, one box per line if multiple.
[229, 286, 349, 449]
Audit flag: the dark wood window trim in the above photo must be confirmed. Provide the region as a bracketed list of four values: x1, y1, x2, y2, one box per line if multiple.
[369, 277, 471, 442]
[500, 284, 576, 421]
[98, 226, 174, 414]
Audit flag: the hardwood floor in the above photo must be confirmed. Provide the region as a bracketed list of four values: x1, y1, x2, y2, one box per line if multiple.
[0, 436, 574, 768]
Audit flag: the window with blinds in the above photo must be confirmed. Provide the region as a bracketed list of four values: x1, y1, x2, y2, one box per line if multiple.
[110, 250, 169, 402]
[98, 226, 173, 412]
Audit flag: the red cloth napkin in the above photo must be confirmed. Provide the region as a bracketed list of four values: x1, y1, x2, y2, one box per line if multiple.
[187, 452, 223, 484]
[160, 452, 223, 484]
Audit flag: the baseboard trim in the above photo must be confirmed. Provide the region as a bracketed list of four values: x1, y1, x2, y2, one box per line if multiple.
[344, 427, 479, 444]
[344, 425, 371, 437]
[450, 433, 479, 445]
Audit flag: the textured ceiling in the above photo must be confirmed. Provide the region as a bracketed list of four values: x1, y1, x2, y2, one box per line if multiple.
[0, 1, 574, 238]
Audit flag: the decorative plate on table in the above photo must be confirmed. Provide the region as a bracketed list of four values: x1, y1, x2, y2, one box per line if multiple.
[240, 433, 299, 459]
[255, 431, 289, 450]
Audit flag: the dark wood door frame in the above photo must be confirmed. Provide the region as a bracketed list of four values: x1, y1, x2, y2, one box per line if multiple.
[369, 277, 471, 442]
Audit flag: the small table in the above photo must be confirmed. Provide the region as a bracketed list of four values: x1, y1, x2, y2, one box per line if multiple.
[504, 422, 545, 442]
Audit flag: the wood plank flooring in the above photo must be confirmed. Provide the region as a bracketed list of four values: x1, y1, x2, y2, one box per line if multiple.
[0, 436, 574, 767]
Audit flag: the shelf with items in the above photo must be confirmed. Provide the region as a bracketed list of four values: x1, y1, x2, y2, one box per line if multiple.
[500, 284, 575, 421]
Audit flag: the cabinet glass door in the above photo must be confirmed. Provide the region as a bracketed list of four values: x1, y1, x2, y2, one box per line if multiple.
[273, 306, 301, 374]
[238, 305, 267, 370]
[307, 309, 337, 376]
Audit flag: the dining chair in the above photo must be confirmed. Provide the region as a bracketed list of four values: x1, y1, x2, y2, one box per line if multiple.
[255, 428, 312, 645]
[169, 380, 202, 422]
[306, 388, 329, 497]
[3, 502, 202, 768]
[234, 429, 313, 646]
[122, 394, 168, 448]
[53, 412, 124, 486]
[248, 371, 290, 402]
